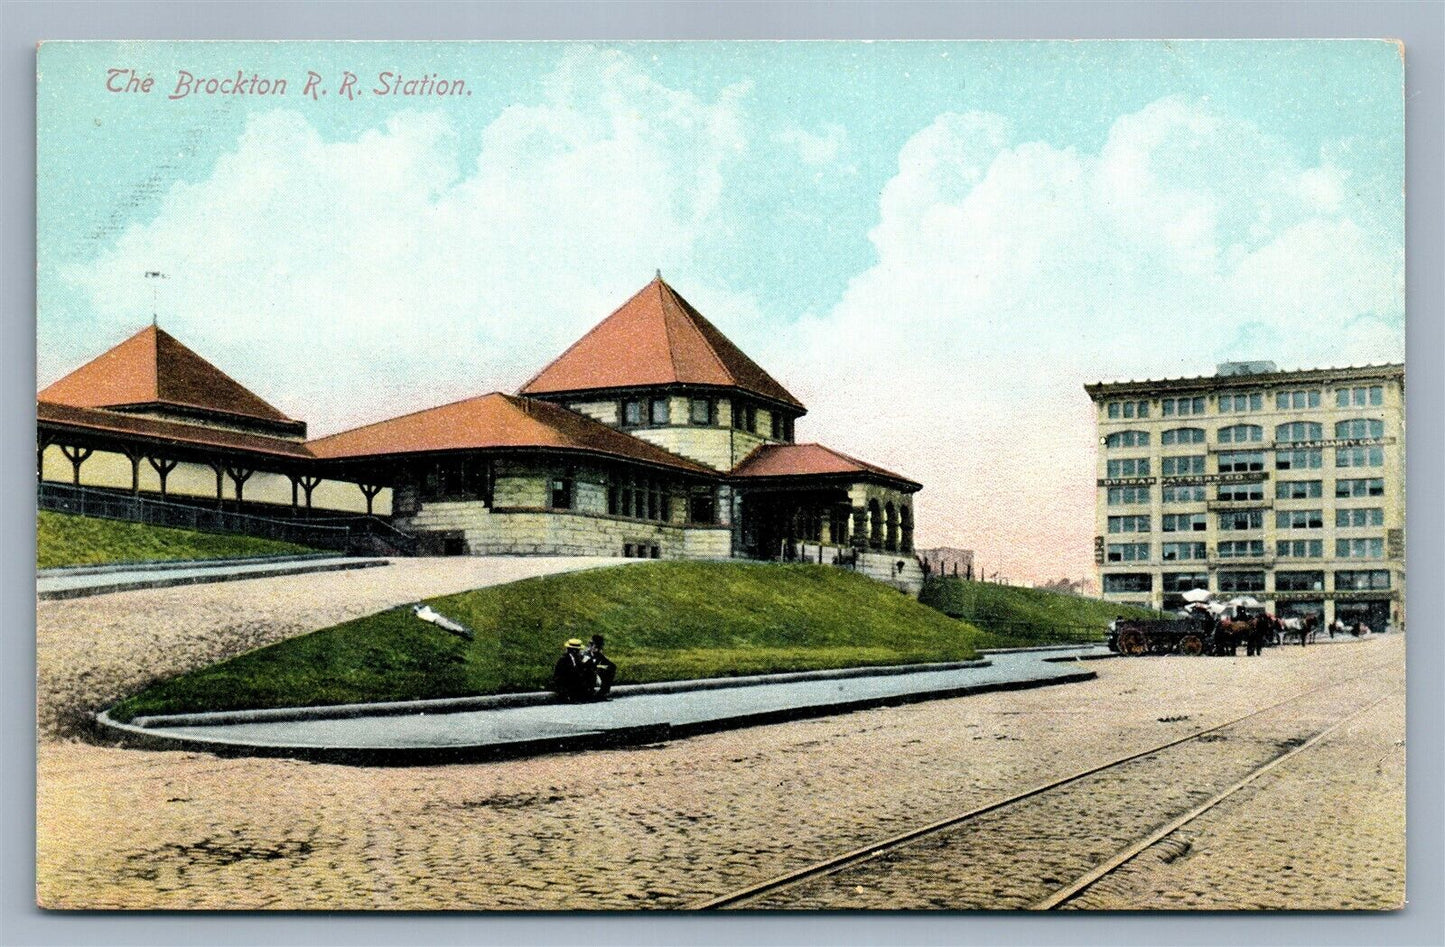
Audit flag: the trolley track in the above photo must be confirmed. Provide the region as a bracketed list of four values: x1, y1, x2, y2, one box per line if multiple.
[691, 659, 1398, 910]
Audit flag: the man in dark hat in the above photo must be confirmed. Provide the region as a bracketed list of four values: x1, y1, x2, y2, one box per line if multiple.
[552, 638, 593, 702]
[585, 634, 616, 698]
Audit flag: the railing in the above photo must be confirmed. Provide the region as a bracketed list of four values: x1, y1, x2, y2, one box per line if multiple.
[304, 513, 419, 556]
[38, 482, 353, 551]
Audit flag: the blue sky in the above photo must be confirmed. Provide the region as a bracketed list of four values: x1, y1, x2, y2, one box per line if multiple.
[36, 41, 1404, 580]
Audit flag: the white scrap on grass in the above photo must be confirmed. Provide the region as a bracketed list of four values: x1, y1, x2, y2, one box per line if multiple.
[411, 604, 474, 640]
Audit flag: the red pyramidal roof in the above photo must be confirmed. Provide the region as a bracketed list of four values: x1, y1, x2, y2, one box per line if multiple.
[519, 277, 804, 409]
[308, 392, 712, 473]
[38, 325, 296, 424]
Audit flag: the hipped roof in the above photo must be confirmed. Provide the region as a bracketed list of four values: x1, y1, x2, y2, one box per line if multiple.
[307, 392, 713, 473]
[38, 325, 297, 424]
[38, 400, 313, 460]
[732, 442, 921, 490]
[520, 277, 804, 410]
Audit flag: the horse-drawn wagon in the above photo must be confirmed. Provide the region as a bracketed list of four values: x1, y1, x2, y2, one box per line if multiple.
[1107, 616, 1213, 656]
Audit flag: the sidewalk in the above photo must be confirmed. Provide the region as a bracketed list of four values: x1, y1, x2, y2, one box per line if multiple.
[37, 555, 389, 600]
[97, 646, 1108, 765]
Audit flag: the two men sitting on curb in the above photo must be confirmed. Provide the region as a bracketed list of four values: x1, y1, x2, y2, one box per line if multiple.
[552, 635, 617, 702]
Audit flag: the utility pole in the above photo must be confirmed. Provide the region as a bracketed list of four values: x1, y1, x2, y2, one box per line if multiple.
[144, 271, 168, 326]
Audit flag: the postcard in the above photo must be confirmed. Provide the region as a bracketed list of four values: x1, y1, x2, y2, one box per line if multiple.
[35, 39, 1405, 911]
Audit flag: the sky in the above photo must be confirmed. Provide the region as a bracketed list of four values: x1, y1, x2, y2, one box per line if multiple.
[36, 41, 1405, 583]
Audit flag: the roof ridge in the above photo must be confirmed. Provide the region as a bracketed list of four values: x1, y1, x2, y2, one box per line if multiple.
[309, 391, 507, 443]
[659, 279, 735, 385]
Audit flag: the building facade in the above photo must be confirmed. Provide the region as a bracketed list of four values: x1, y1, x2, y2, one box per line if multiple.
[39, 276, 925, 588]
[1085, 362, 1405, 629]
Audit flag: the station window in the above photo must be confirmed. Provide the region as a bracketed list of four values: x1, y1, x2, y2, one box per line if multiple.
[1335, 477, 1385, 498]
[1275, 449, 1322, 471]
[1162, 513, 1206, 533]
[1335, 418, 1384, 439]
[1336, 385, 1384, 408]
[1276, 509, 1323, 530]
[1336, 446, 1384, 468]
[549, 475, 574, 511]
[1161, 541, 1206, 561]
[1275, 571, 1324, 592]
[1217, 482, 1264, 502]
[1276, 480, 1322, 500]
[622, 400, 645, 427]
[1161, 396, 1205, 416]
[1218, 510, 1264, 531]
[689, 486, 716, 525]
[1106, 486, 1151, 505]
[689, 398, 714, 426]
[1217, 451, 1264, 473]
[1217, 540, 1265, 558]
[650, 398, 671, 425]
[1336, 508, 1384, 528]
[1217, 571, 1266, 593]
[1275, 389, 1321, 410]
[1218, 392, 1263, 413]
[1106, 458, 1150, 478]
[1217, 424, 1263, 444]
[1335, 570, 1390, 591]
[1161, 427, 1205, 445]
[1106, 543, 1150, 563]
[1103, 573, 1153, 593]
[1336, 537, 1384, 559]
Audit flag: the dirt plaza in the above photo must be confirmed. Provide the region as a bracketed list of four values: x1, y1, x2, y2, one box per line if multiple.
[37, 568, 1404, 911]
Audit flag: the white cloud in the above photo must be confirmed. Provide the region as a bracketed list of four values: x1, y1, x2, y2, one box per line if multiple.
[773, 95, 1403, 582]
[776, 121, 849, 167]
[54, 47, 754, 433]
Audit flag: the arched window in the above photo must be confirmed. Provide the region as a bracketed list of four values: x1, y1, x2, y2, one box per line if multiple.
[1217, 424, 1263, 444]
[1104, 430, 1150, 448]
[1275, 421, 1322, 443]
[1161, 427, 1205, 446]
[1335, 418, 1384, 439]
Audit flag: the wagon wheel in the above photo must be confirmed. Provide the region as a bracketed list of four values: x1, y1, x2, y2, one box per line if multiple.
[1178, 634, 1205, 656]
[1118, 628, 1148, 656]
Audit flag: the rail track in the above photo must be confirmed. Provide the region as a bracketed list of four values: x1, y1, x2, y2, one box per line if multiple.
[691, 660, 1398, 911]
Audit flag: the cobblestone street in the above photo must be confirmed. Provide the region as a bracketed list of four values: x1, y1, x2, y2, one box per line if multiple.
[36, 567, 1406, 911]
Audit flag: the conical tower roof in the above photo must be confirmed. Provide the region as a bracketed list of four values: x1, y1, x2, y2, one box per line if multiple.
[38, 325, 296, 424]
[519, 277, 804, 410]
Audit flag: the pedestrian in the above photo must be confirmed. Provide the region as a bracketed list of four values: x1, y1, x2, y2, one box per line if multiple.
[1245, 617, 1264, 657]
[585, 634, 616, 698]
[552, 638, 594, 702]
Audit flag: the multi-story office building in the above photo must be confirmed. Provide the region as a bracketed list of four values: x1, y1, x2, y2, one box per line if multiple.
[1085, 362, 1405, 630]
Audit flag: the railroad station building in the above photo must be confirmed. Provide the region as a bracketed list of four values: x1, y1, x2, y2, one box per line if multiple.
[1085, 361, 1406, 629]
[38, 276, 924, 588]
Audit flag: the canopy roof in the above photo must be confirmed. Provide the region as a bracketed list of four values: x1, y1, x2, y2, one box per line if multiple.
[732, 442, 920, 490]
[308, 392, 713, 473]
[38, 400, 313, 460]
[519, 277, 804, 410]
[38, 325, 298, 426]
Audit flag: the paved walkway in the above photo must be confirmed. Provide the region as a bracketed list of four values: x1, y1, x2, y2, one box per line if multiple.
[37, 555, 387, 599]
[99, 647, 1105, 763]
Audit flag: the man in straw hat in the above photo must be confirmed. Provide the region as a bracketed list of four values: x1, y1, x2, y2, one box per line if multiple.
[552, 638, 595, 702]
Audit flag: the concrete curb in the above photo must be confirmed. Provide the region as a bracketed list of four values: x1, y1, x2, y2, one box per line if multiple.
[38, 558, 388, 601]
[37, 552, 336, 579]
[96, 668, 1097, 767]
[978, 643, 1107, 654]
[124, 658, 994, 729]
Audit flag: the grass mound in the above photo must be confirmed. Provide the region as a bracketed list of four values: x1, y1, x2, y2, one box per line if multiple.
[919, 577, 1166, 647]
[37, 511, 318, 570]
[111, 561, 989, 720]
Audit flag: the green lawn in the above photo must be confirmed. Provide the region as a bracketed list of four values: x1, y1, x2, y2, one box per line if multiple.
[111, 561, 992, 720]
[37, 511, 318, 570]
[919, 577, 1167, 647]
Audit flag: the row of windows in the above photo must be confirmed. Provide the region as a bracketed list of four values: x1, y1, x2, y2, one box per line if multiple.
[1106, 419, 1386, 449]
[1114, 508, 1384, 533]
[1104, 569, 1391, 594]
[618, 396, 794, 440]
[1109, 385, 1387, 420]
[1111, 450, 1380, 478]
[1106, 538, 1387, 562]
[1110, 478, 1386, 505]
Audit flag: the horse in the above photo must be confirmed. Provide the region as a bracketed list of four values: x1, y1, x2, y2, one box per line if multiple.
[1280, 614, 1318, 646]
